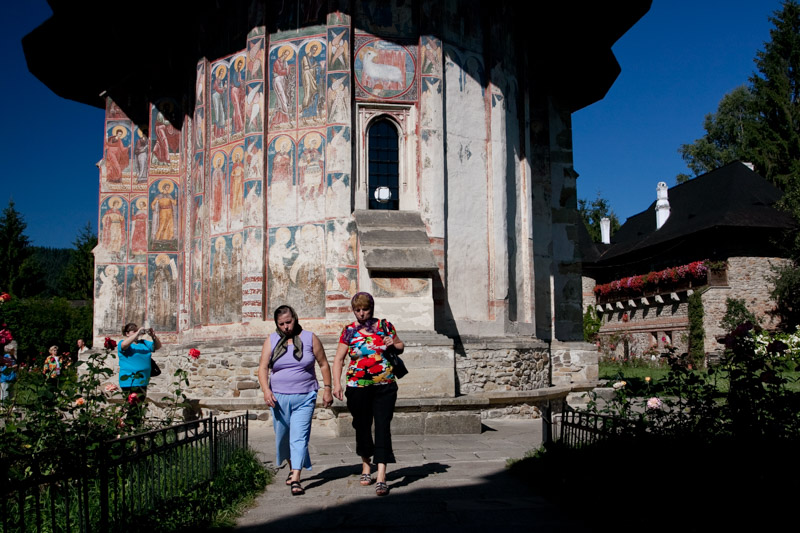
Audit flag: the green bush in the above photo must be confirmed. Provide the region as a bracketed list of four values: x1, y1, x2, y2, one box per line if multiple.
[720, 297, 758, 332]
[0, 297, 92, 360]
[687, 290, 705, 367]
[582, 306, 602, 343]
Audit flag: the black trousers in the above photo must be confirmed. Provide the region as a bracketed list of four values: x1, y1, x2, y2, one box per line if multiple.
[345, 381, 398, 464]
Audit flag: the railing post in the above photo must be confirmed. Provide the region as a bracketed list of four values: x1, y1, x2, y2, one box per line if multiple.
[99, 441, 109, 533]
[210, 416, 217, 478]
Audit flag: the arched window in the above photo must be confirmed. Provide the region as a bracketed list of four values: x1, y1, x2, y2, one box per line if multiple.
[367, 119, 399, 210]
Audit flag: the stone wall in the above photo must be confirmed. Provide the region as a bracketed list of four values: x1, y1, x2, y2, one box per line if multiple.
[550, 341, 599, 385]
[702, 256, 791, 353]
[456, 339, 550, 394]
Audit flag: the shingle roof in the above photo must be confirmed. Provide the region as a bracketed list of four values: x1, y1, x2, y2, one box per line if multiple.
[595, 162, 795, 263]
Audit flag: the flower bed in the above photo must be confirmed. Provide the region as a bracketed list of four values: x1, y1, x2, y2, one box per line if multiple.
[594, 260, 710, 301]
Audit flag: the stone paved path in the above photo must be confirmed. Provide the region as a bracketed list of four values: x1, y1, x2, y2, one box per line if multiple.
[235, 419, 592, 532]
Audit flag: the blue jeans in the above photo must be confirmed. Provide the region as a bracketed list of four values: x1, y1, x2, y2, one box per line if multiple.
[272, 390, 317, 470]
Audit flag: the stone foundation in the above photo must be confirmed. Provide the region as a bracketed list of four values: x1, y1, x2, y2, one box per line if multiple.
[456, 338, 550, 394]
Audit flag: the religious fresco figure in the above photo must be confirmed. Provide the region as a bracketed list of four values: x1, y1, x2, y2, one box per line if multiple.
[191, 239, 203, 325]
[299, 41, 325, 125]
[327, 75, 349, 123]
[229, 146, 245, 226]
[230, 55, 247, 135]
[328, 28, 349, 71]
[288, 224, 325, 317]
[245, 136, 263, 181]
[126, 265, 147, 326]
[244, 181, 262, 227]
[192, 195, 204, 239]
[298, 133, 325, 222]
[245, 82, 264, 133]
[210, 236, 229, 323]
[247, 37, 264, 80]
[326, 126, 349, 173]
[104, 125, 131, 183]
[269, 46, 295, 127]
[226, 232, 243, 320]
[268, 226, 295, 309]
[243, 227, 262, 274]
[130, 197, 148, 259]
[133, 128, 149, 183]
[150, 180, 178, 248]
[211, 63, 228, 140]
[151, 108, 180, 166]
[100, 196, 127, 261]
[96, 265, 123, 334]
[210, 151, 227, 232]
[150, 253, 177, 331]
[267, 136, 295, 223]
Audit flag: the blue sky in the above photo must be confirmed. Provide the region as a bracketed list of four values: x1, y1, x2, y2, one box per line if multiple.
[0, 1, 787, 248]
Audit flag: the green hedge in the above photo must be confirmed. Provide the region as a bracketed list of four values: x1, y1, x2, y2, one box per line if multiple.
[0, 298, 92, 360]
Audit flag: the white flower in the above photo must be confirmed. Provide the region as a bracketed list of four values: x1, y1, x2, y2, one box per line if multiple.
[646, 397, 663, 410]
[612, 380, 627, 390]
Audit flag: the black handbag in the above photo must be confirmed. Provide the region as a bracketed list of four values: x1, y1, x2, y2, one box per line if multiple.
[380, 319, 408, 379]
[150, 358, 162, 377]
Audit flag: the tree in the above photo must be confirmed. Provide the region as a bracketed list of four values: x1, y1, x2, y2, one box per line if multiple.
[578, 194, 621, 243]
[0, 200, 44, 297]
[60, 222, 97, 301]
[677, 86, 759, 180]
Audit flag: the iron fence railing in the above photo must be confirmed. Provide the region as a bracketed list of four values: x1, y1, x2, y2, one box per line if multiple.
[1, 413, 249, 533]
[558, 403, 643, 448]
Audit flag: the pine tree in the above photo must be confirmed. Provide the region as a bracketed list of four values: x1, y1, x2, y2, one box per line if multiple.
[0, 199, 44, 297]
[60, 222, 97, 301]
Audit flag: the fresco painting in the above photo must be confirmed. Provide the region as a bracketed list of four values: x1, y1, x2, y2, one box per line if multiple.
[192, 195, 204, 240]
[326, 173, 350, 218]
[327, 74, 349, 123]
[268, 224, 325, 317]
[209, 234, 241, 324]
[421, 77, 442, 129]
[268, 44, 296, 129]
[230, 53, 248, 138]
[354, 38, 417, 100]
[149, 102, 181, 174]
[229, 144, 246, 230]
[245, 81, 264, 134]
[327, 27, 350, 71]
[129, 196, 148, 261]
[325, 125, 349, 173]
[326, 267, 357, 297]
[210, 150, 229, 234]
[99, 195, 128, 262]
[247, 36, 265, 81]
[148, 179, 179, 251]
[106, 99, 126, 119]
[243, 227, 263, 274]
[298, 39, 326, 127]
[372, 277, 430, 298]
[210, 60, 230, 145]
[132, 127, 149, 188]
[103, 121, 132, 188]
[325, 218, 357, 266]
[95, 264, 124, 334]
[421, 36, 442, 76]
[267, 135, 296, 224]
[244, 180, 263, 227]
[245, 135, 264, 181]
[148, 253, 179, 331]
[191, 238, 203, 326]
[192, 152, 205, 194]
[126, 264, 148, 326]
[297, 132, 325, 222]
[196, 61, 206, 106]
[194, 107, 206, 150]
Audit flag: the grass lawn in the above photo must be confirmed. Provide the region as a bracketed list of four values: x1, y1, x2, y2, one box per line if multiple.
[600, 361, 800, 393]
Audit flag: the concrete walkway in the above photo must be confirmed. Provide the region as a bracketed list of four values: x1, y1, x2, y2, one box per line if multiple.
[235, 419, 591, 532]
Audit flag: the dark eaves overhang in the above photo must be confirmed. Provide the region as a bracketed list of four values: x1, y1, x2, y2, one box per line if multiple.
[23, 0, 651, 123]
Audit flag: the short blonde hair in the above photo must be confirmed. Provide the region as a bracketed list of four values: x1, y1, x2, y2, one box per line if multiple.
[351, 292, 374, 310]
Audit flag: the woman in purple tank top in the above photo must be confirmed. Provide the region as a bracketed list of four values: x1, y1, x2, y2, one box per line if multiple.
[258, 305, 333, 495]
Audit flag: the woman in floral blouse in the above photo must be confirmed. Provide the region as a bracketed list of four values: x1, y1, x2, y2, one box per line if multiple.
[332, 292, 404, 496]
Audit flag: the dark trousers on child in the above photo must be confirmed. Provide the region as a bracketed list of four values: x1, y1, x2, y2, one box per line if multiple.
[345, 381, 398, 464]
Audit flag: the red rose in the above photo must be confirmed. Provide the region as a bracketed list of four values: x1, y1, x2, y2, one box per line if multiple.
[104, 337, 117, 350]
[188, 348, 201, 359]
[127, 393, 140, 405]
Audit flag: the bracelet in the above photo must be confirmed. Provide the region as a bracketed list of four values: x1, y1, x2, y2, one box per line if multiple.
[323, 384, 332, 388]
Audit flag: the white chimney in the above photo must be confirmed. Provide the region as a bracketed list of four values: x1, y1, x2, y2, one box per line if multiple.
[656, 181, 670, 230]
[600, 217, 611, 244]
[743, 162, 755, 171]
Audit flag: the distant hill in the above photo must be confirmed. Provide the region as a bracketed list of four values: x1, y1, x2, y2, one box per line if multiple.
[31, 246, 71, 297]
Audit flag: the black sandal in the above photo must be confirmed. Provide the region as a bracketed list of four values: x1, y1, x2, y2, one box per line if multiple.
[285, 472, 293, 486]
[375, 481, 388, 496]
[290, 481, 305, 496]
[360, 473, 373, 486]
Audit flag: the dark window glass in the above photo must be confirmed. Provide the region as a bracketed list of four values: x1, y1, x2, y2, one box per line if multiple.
[368, 119, 399, 210]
